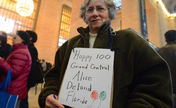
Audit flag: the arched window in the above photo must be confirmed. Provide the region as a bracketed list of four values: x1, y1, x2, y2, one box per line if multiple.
[114, 0, 121, 9]
[58, 5, 72, 46]
[0, 0, 40, 33]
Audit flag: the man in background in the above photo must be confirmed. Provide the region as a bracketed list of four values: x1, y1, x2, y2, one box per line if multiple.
[158, 30, 176, 108]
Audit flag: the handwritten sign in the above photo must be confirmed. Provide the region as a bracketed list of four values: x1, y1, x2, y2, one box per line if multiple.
[59, 48, 114, 108]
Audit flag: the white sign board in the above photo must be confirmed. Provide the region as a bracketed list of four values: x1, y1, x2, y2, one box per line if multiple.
[59, 48, 114, 108]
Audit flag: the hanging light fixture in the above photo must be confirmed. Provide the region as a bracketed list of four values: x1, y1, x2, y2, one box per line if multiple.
[16, 0, 34, 17]
[156, 0, 176, 18]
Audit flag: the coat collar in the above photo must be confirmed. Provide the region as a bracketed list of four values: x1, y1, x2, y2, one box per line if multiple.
[76, 20, 115, 48]
[77, 20, 112, 37]
[12, 43, 27, 51]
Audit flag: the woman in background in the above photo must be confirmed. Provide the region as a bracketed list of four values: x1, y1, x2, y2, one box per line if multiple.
[0, 30, 31, 108]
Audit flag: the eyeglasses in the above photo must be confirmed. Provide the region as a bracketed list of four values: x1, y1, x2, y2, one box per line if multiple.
[86, 6, 107, 14]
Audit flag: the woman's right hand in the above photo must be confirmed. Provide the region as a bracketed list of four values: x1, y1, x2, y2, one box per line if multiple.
[45, 94, 65, 108]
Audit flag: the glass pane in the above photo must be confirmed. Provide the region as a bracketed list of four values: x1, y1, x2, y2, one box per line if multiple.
[114, 0, 121, 9]
[0, 0, 40, 34]
[58, 5, 72, 46]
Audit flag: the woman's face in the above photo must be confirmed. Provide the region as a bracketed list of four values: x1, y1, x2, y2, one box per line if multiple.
[13, 35, 23, 45]
[85, 0, 109, 33]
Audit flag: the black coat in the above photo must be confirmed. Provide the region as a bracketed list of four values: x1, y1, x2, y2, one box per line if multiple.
[0, 44, 12, 59]
[28, 43, 43, 88]
[158, 42, 176, 93]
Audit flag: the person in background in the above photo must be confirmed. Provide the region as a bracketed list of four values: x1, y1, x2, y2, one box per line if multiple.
[158, 30, 176, 108]
[38, 0, 173, 108]
[26, 30, 43, 108]
[40, 59, 52, 77]
[0, 31, 12, 59]
[0, 30, 31, 108]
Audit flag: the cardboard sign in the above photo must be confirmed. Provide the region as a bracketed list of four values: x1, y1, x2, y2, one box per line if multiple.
[59, 48, 114, 108]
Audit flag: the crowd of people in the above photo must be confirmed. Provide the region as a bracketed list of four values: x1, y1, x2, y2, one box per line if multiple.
[0, 0, 176, 108]
[0, 30, 52, 108]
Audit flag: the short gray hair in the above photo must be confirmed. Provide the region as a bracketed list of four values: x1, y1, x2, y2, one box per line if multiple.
[80, 0, 117, 20]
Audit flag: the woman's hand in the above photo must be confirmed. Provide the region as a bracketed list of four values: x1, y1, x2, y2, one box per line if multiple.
[45, 94, 65, 108]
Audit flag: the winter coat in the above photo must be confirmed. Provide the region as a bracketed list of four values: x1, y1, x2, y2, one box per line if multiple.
[38, 21, 173, 108]
[0, 43, 12, 59]
[28, 43, 43, 88]
[0, 43, 31, 99]
[158, 42, 176, 93]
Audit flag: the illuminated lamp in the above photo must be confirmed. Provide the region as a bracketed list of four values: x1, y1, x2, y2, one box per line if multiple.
[156, 0, 176, 18]
[16, 0, 34, 17]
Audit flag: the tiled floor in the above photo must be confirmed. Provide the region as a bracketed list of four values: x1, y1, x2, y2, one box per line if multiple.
[28, 84, 43, 108]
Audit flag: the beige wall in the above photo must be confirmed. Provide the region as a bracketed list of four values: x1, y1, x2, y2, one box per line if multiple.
[146, 0, 176, 47]
[120, 0, 176, 47]
[145, 0, 161, 47]
[70, 0, 86, 37]
[35, 0, 72, 64]
[121, 0, 141, 32]
[111, 10, 122, 31]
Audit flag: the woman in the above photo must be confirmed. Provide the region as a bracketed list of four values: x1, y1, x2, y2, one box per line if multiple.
[38, 0, 173, 108]
[26, 30, 43, 108]
[0, 30, 31, 108]
[26, 30, 43, 89]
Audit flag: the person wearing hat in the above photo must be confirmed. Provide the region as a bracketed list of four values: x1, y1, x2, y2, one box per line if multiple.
[0, 31, 12, 59]
[158, 30, 176, 108]
[0, 30, 32, 108]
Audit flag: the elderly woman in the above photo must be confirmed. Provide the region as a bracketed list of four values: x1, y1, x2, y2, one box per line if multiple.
[38, 0, 173, 108]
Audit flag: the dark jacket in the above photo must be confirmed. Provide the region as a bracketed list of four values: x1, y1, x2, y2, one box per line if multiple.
[0, 43, 31, 99]
[158, 42, 176, 93]
[0, 43, 12, 59]
[28, 43, 43, 88]
[39, 22, 173, 108]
